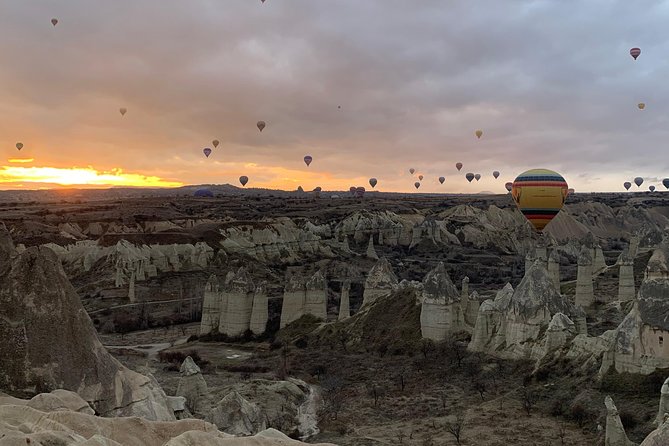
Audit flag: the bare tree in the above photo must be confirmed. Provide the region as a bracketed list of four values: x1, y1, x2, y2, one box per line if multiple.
[520, 387, 535, 416]
[557, 422, 567, 446]
[473, 379, 486, 401]
[367, 383, 385, 407]
[443, 338, 466, 368]
[320, 374, 348, 420]
[445, 412, 466, 445]
[420, 339, 435, 359]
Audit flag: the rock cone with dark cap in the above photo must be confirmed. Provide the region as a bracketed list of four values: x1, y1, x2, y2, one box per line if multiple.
[0, 223, 174, 420]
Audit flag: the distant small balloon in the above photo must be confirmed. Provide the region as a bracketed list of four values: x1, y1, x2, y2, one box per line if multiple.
[239, 176, 249, 186]
[475, 130, 483, 139]
[456, 162, 463, 171]
[203, 148, 212, 158]
[51, 18, 58, 26]
[414, 182, 421, 189]
[505, 182, 513, 192]
[493, 171, 500, 179]
[418, 175, 424, 181]
[409, 168, 415, 175]
[349, 186, 356, 197]
[634, 177, 644, 187]
[439, 176, 445, 184]
[338, 105, 341, 109]
[663, 178, 669, 189]
[16, 142, 23, 151]
[313, 186, 322, 192]
[638, 103, 645, 110]
[212, 140, 219, 148]
[465, 173, 475, 183]
[257, 121, 266, 132]
[369, 178, 377, 188]
[624, 182, 632, 191]
[356, 187, 365, 198]
[474, 173, 481, 181]
[304, 155, 313, 166]
[119, 108, 127, 116]
[568, 188, 575, 195]
[649, 185, 656, 192]
[630, 47, 641, 60]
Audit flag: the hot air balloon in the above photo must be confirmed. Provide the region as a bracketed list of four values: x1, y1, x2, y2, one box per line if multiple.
[475, 174, 481, 181]
[369, 178, 377, 188]
[349, 186, 356, 197]
[493, 171, 500, 179]
[356, 187, 366, 198]
[568, 188, 575, 195]
[239, 176, 249, 186]
[313, 186, 322, 192]
[623, 182, 631, 190]
[465, 173, 475, 182]
[456, 163, 463, 171]
[418, 175, 424, 181]
[663, 179, 669, 189]
[630, 47, 641, 60]
[649, 185, 656, 192]
[475, 130, 483, 139]
[203, 148, 212, 158]
[15, 142, 23, 151]
[505, 182, 513, 192]
[634, 177, 644, 187]
[638, 103, 645, 110]
[51, 18, 58, 26]
[119, 108, 127, 116]
[257, 121, 266, 132]
[304, 155, 313, 166]
[212, 140, 219, 148]
[409, 168, 415, 175]
[511, 168, 568, 232]
[414, 182, 421, 189]
[338, 105, 341, 109]
[439, 176, 445, 184]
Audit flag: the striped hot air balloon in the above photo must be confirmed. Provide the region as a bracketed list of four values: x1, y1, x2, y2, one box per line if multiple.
[511, 168, 568, 232]
[630, 47, 641, 60]
[505, 182, 513, 192]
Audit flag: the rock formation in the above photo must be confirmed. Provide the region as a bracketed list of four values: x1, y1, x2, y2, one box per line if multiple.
[420, 262, 465, 341]
[469, 260, 586, 360]
[305, 271, 328, 321]
[280, 271, 328, 328]
[207, 391, 267, 436]
[200, 275, 221, 336]
[338, 279, 351, 321]
[656, 377, 669, 426]
[461, 276, 469, 301]
[362, 257, 398, 306]
[548, 250, 561, 291]
[250, 281, 269, 335]
[593, 243, 607, 273]
[219, 268, 256, 337]
[0, 225, 175, 420]
[618, 249, 635, 302]
[605, 396, 635, 446]
[366, 234, 378, 259]
[176, 356, 208, 415]
[575, 245, 594, 308]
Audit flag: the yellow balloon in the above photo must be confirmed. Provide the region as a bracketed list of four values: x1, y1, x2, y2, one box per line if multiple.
[638, 103, 645, 110]
[475, 130, 483, 139]
[511, 168, 568, 232]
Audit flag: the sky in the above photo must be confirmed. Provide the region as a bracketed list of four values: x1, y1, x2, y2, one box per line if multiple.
[1, 0, 669, 193]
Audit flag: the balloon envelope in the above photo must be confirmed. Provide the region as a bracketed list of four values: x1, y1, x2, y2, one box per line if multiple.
[304, 155, 313, 166]
[663, 179, 669, 189]
[634, 177, 644, 187]
[624, 182, 632, 190]
[465, 173, 475, 182]
[119, 108, 127, 116]
[409, 168, 415, 174]
[257, 121, 266, 132]
[355, 187, 365, 198]
[414, 182, 420, 189]
[418, 175, 424, 181]
[51, 18, 58, 26]
[203, 148, 212, 157]
[568, 188, 575, 195]
[212, 140, 219, 148]
[239, 176, 249, 186]
[369, 178, 377, 188]
[638, 103, 645, 110]
[650, 185, 656, 192]
[349, 186, 356, 196]
[439, 176, 445, 184]
[505, 182, 513, 192]
[475, 130, 483, 139]
[456, 163, 463, 171]
[15, 142, 23, 151]
[475, 174, 481, 181]
[630, 47, 641, 60]
[493, 171, 500, 179]
[511, 168, 568, 232]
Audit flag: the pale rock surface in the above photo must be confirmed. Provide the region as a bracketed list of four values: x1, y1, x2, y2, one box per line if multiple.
[207, 391, 266, 436]
[548, 250, 561, 291]
[200, 275, 222, 336]
[365, 235, 378, 259]
[461, 276, 469, 301]
[304, 271, 328, 321]
[656, 377, 669, 426]
[280, 275, 306, 328]
[420, 262, 465, 341]
[338, 280, 351, 321]
[0, 226, 175, 421]
[250, 282, 269, 335]
[605, 396, 635, 446]
[362, 257, 398, 306]
[176, 357, 208, 415]
[220, 268, 255, 337]
[575, 245, 594, 308]
[618, 249, 636, 302]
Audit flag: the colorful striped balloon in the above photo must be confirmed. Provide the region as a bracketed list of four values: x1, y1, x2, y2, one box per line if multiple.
[511, 168, 568, 232]
[630, 47, 641, 60]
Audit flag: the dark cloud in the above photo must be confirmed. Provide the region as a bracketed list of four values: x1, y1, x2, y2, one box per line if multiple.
[1, 0, 669, 191]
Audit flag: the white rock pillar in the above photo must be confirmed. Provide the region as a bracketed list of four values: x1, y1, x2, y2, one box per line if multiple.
[305, 271, 328, 321]
[280, 275, 306, 328]
[656, 377, 669, 426]
[548, 250, 561, 291]
[575, 246, 594, 308]
[338, 280, 351, 321]
[366, 235, 379, 260]
[618, 255, 635, 302]
[128, 271, 136, 303]
[249, 281, 268, 335]
[605, 396, 633, 446]
[200, 275, 221, 336]
[219, 268, 255, 337]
